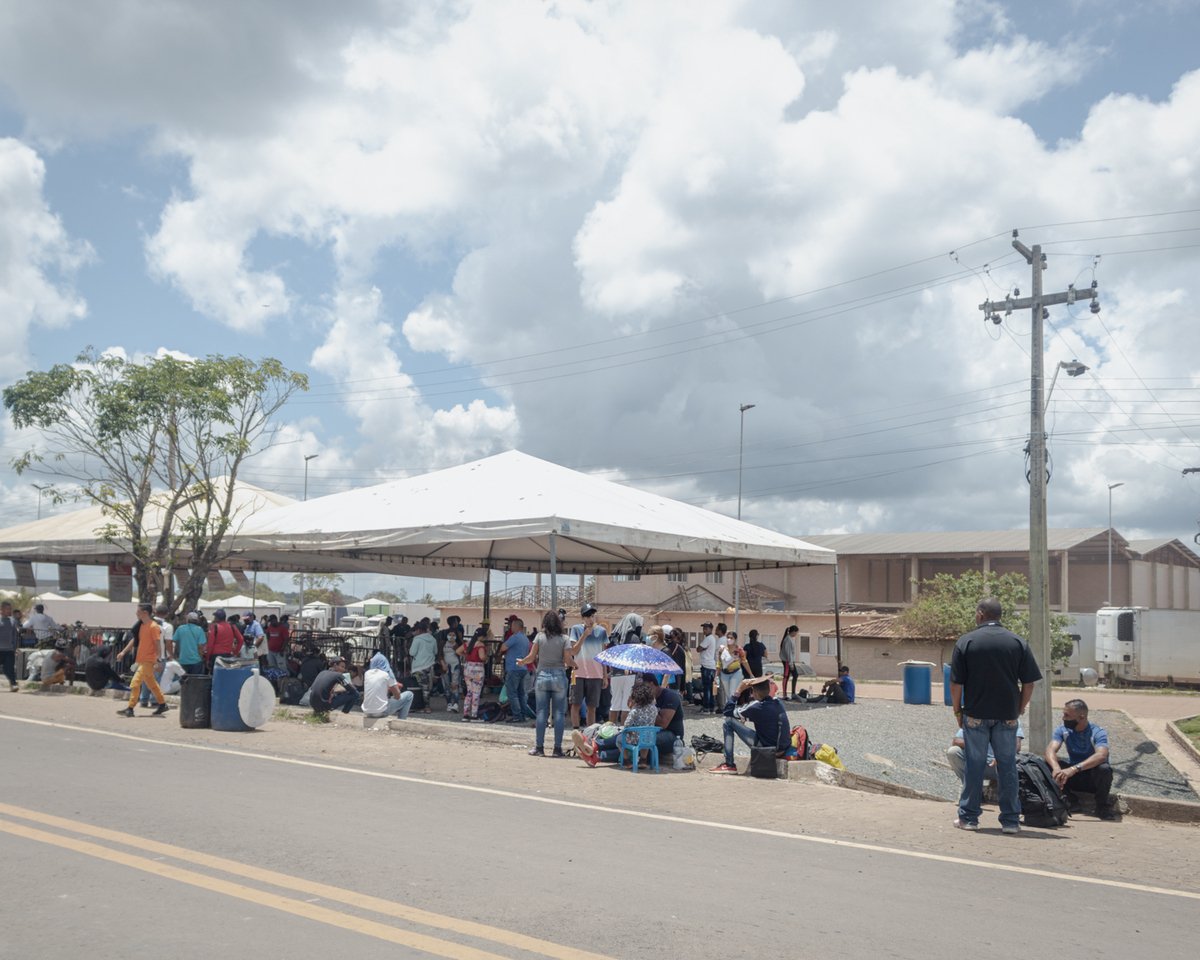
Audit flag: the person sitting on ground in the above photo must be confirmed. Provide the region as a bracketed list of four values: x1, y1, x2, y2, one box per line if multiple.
[711, 674, 792, 774]
[743, 629, 767, 678]
[298, 645, 326, 688]
[576, 680, 660, 767]
[362, 653, 413, 720]
[948, 722, 1024, 785]
[40, 640, 74, 689]
[309, 655, 360, 715]
[1045, 699, 1117, 820]
[83, 643, 128, 695]
[811, 665, 856, 704]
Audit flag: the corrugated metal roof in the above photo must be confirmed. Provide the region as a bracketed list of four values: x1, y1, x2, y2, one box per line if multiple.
[818, 615, 947, 640]
[1127, 538, 1200, 565]
[800, 528, 1114, 556]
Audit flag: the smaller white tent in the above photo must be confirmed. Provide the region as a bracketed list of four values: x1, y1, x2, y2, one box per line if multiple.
[198, 594, 283, 618]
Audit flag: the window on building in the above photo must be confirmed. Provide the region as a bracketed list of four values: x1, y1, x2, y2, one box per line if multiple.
[612, 574, 641, 582]
[818, 635, 836, 656]
[799, 634, 811, 654]
[705, 571, 724, 584]
[668, 573, 688, 583]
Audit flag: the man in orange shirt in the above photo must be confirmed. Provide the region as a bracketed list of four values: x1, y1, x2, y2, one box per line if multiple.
[116, 604, 169, 717]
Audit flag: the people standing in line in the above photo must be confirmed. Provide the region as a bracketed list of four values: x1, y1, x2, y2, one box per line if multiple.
[950, 597, 1041, 834]
[265, 614, 289, 671]
[458, 627, 489, 721]
[500, 618, 533, 723]
[1046, 699, 1117, 820]
[779, 625, 800, 700]
[24, 604, 59, 642]
[116, 604, 169, 717]
[173, 612, 207, 676]
[438, 616, 463, 713]
[743, 629, 766, 678]
[568, 603, 608, 729]
[519, 609, 575, 757]
[408, 619, 437, 714]
[663, 627, 688, 696]
[696, 621, 717, 713]
[0, 601, 21, 692]
[204, 609, 243, 673]
[717, 628, 744, 709]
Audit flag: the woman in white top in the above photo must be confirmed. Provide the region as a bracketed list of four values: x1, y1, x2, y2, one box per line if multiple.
[718, 632, 745, 710]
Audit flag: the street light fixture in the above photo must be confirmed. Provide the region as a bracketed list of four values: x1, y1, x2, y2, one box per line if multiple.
[732, 403, 755, 634]
[298, 454, 320, 631]
[1046, 359, 1088, 406]
[1107, 481, 1124, 606]
[31, 483, 51, 520]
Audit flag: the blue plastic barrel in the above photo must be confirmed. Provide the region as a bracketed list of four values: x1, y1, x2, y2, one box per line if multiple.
[943, 663, 953, 706]
[900, 660, 934, 705]
[211, 664, 254, 731]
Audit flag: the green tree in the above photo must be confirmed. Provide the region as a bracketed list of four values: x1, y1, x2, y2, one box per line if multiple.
[4, 349, 307, 611]
[292, 572, 346, 606]
[898, 570, 1074, 666]
[372, 589, 408, 603]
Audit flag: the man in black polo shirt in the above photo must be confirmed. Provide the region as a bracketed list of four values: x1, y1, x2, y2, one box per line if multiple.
[950, 597, 1042, 834]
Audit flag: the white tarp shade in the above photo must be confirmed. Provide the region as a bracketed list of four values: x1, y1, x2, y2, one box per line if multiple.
[0, 478, 294, 567]
[230, 450, 835, 576]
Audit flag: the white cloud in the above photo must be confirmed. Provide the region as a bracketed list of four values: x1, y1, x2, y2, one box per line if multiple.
[0, 137, 89, 378]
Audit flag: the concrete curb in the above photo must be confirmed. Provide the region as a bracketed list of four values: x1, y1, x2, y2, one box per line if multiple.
[1166, 716, 1200, 768]
[1119, 793, 1200, 824]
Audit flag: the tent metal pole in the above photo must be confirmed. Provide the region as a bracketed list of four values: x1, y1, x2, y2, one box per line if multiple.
[833, 564, 843, 669]
[483, 571, 491, 623]
[549, 532, 558, 612]
[252, 569, 258, 615]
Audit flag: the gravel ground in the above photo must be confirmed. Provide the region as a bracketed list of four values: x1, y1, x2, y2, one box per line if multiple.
[681, 700, 1199, 803]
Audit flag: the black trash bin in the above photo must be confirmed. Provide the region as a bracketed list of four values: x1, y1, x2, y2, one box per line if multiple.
[179, 673, 212, 729]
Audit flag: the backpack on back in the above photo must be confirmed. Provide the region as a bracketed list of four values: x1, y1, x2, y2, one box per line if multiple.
[1015, 752, 1070, 827]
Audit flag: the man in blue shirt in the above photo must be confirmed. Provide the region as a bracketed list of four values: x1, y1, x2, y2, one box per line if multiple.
[1045, 699, 1116, 820]
[711, 674, 791, 773]
[173, 612, 208, 675]
[500, 618, 533, 723]
[813, 665, 855, 704]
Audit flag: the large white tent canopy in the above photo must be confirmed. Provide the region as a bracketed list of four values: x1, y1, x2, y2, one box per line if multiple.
[230, 451, 835, 577]
[0, 478, 294, 567]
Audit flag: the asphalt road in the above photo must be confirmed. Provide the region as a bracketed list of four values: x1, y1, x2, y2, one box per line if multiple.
[1, 718, 1197, 960]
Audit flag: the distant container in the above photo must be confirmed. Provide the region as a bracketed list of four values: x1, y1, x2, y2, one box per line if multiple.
[900, 660, 935, 705]
[943, 663, 953, 706]
[179, 674, 212, 729]
[211, 663, 254, 731]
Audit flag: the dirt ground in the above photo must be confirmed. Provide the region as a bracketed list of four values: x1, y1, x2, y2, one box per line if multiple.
[4, 687, 1198, 897]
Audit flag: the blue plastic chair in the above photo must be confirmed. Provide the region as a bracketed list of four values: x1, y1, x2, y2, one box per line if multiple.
[617, 725, 661, 772]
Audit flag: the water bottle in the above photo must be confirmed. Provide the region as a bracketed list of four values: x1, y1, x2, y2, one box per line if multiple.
[673, 736, 685, 769]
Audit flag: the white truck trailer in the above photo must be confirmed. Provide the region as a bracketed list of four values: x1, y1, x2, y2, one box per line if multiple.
[1094, 606, 1200, 688]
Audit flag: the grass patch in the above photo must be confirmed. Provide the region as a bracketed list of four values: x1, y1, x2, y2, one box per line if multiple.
[303, 712, 330, 725]
[1178, 716, 1200, 747]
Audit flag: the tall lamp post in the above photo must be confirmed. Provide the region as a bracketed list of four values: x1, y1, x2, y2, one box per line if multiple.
[1107, 481, 1124, 606]
[31, 483, 51, 520]
[732, 403, 755, 634]
[298, 454, 319, 630]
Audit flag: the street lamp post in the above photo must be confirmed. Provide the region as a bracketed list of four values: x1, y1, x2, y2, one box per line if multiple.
[298, 454, 319, 630]
[732, 403, 755, 634]
[31, 483, 50, 520]
[1107, 481, 1124, 606]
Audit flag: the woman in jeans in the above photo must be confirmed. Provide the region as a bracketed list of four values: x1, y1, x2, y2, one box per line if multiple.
[518, 610, 575, 757]
[718, 632, 745, 709]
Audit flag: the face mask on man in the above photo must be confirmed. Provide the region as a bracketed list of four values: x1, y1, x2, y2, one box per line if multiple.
[1062, 716, 1080, 731]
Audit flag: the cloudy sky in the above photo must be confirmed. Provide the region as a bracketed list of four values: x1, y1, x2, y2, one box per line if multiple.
[2, 0, 1199, 593]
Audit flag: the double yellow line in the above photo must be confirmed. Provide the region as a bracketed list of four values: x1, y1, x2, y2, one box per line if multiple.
[0, 801, 613, 960]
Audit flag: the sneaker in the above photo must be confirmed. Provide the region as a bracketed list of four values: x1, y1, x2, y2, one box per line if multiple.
[710, 763, 739, 774]
[9, 684, 17, 692]
[551, 748, 568, 759]
[448, 703, 459, 713]
[116, 707, 135, 718]
[1098, 806, 1118, 821]
[152, 703, 169, 716]
[1001, 824, 1021, 835]
[952, 819, 979, 831]
[528, 747, 545, 757]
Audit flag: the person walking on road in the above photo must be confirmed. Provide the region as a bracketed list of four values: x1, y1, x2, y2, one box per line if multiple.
[117, 604, 169, 717]
[949, 597, 1041, 834]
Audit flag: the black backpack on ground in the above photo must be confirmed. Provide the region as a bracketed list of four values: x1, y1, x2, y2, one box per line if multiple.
[1015, 752, 1070, 827]
[279, 678, 305, 706]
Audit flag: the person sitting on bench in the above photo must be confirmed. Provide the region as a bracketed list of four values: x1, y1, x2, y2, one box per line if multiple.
[1045, 699, 1116, 821]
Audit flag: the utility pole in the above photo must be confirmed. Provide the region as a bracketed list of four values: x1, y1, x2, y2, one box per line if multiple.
[732, 402, 755, 634]
[978, 231, 1100, 754]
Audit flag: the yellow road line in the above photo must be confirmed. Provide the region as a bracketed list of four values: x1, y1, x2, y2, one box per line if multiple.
[3, 713, 1200, 903]
[0, 801, 614, 960]
[0, 819, 514, 960]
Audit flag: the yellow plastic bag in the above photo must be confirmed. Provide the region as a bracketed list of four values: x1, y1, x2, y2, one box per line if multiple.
[813, 744, 845, 770]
